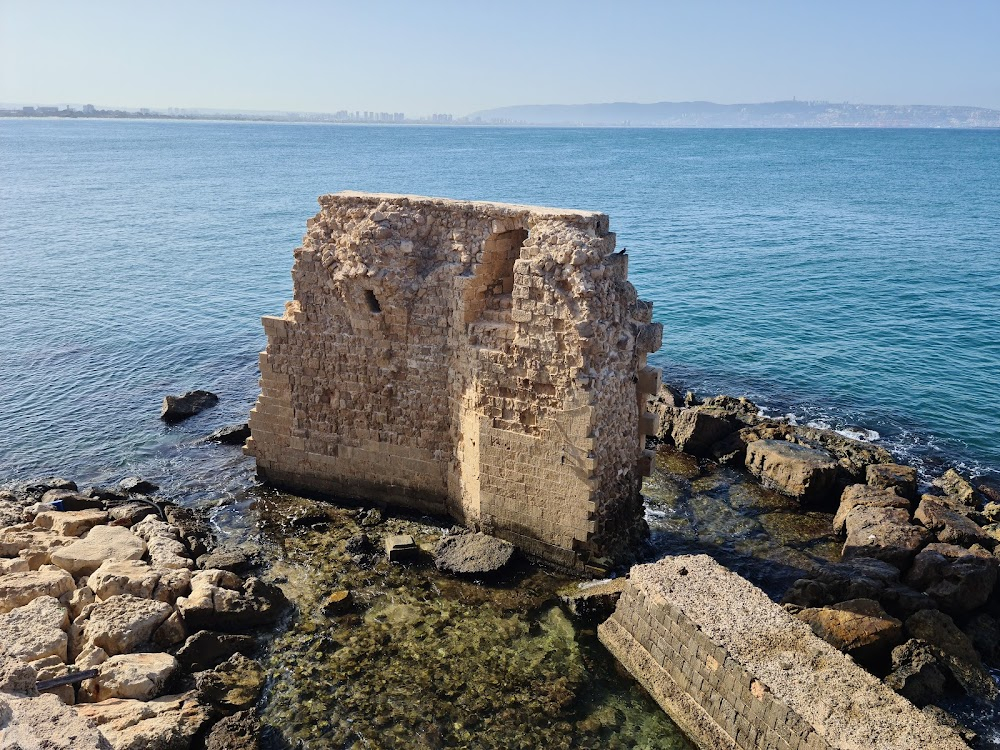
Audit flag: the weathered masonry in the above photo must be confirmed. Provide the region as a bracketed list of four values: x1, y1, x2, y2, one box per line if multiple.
[246, 192, 663, 569]
[599, 555, 969, 750]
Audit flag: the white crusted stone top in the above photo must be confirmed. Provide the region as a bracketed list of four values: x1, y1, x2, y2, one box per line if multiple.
[630, 555, 968, 750]
[324, 191, 608, 222]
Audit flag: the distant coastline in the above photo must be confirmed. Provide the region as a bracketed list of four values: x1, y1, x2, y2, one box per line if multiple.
[5, 99, 1000, 128]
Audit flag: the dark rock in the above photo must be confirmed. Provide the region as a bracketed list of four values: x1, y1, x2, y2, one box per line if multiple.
[670, 407, 741, 456]
[914, 496, 993, 547]
[118, 476, 159, 495]
[434, 532, 515, 575]
[905, 609, 998, 701]
[360, 508, 383, 527]
[866, 464, 918, 500]
[176, 631, 256, 672]
[85, 485, 129, 503]
[796, 598, 903, 669]
[885, 639, 948, 706]
[180, 577, 288, 632]
[745, 440, 838, 503]
[842, 505, 930, 568]
[879, 585, 938, 620]
[920, 706, 978, 745]
[384, 534, 419, 563]
[560, 578, 627, 620]
[206, 710, 261, 750]
[160, 390, 219, 422]
[962, 613, 1000, 668]
[833, 484, 910, 536]
[108, 501, 158, 527]
[196, 653, 265, 712]
[207, 423, 251, 445]
[981, 502, 1000, 524]
[322, 590, 353, 615]
[345, 532, 374, 555]
[198, 547, 254, 575]
[164, 505, 214, 558]
[933, 469, 977, 505]
[905, 543, 998, 614]
[24, 478, 77, 496]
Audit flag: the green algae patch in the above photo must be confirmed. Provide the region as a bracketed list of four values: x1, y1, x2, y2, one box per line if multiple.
[255, 493, 692, 749]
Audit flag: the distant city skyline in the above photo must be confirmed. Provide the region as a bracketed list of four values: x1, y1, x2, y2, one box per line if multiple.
[1, 1, 998, 114]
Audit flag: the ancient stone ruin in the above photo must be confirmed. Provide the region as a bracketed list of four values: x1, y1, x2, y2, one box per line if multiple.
[247, 192, 663, 570]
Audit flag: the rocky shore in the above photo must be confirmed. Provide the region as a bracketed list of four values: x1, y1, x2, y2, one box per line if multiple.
[650, 384, 1000, 731]
[0, 476, 287, 750]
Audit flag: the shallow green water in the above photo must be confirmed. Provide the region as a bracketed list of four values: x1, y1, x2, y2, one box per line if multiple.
[248, 492, 693, 750]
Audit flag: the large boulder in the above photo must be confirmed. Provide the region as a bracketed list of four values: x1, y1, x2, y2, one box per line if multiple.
[833, 484, 910, 536]
[933, 469, 977, 505]
[205, 709, 261, 750]
[841, 505, 930, 568]
[885, 639, 949, 706]
[914, 496, 992, 547]
[132, 517, 193, 570]
[904, 543, 997, 614]
[745, 440, 838, 503]
[176, 572, 286, 632]
[195, 652, 265, 712]
[0, 566, 75, 614]
[866, 464, 918, 500]
[160, 390, 219, 422]
[0, 595, 69, 663]
[76, 594, 173, 657]
[33, 509, 109, 537]
[905, 609, 998, 701]
[75, 692, 211, 750]
[50, 526, 146, 577]
[0, 527, 73, 569]
[665, 407, 741, 456]
[795, 598, 903, 668]
[79, 652, 178, 703]
[175, 630, 255, 672]
[89, 560, 161, 601]
[434, 532, 515, 575]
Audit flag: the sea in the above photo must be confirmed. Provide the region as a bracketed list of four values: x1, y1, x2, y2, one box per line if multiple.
[2, 120, 1000, 746]
[1, 120, 997, 491]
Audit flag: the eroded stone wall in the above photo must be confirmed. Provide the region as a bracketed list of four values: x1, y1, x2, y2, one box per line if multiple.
[246, 192, 662, 570]
[599, 555, 969, 750]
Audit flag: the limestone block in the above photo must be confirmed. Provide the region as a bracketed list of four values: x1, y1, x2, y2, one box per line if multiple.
[866, 463, 918, 500]
[0, 566, 75, 614]
[79, 652, 178, 702]
[745, 439, 838, 503]
[50, 526, 146, 577]
[89, 560, 161, 600]
[77, 594, 173, 656]
[0, 692, 111, 750]
[33, 509, 109, 537]
[0, 595, 69, 662]
[74, 691, 211, 750]
[833, 484, 910, 536]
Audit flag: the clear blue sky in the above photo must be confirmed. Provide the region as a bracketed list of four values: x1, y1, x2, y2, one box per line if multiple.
[2, 0, 998, 115]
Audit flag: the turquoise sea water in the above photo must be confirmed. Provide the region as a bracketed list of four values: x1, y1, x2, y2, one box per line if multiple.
[1, 120, 998, 490]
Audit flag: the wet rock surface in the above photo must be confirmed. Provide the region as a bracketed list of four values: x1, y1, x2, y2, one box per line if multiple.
[160, 389, 219, 422]
[433, 530, 516, 575]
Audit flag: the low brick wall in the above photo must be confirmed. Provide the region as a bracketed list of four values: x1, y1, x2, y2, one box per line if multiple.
[599, 555, 969, 750]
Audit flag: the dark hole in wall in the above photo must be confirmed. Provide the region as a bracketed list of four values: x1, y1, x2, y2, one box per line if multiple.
[364, 289, 382, 314]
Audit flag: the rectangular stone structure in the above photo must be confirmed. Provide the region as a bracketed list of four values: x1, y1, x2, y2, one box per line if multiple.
[246, 192, 662, 570]
[599, 555, 969, 750]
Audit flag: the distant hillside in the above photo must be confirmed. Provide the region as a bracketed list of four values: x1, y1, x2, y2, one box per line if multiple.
[465, 100, 1000, 128]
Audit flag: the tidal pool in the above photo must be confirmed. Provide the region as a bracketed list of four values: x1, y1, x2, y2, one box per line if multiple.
[240, 491, 694, 750]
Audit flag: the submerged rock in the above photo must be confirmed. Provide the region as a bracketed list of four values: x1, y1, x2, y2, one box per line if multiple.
[384, 534, 419, 563]
[434, 532, 515, 575]
[175, 630, 255, 672]
[195, 652, 265, 712]
[205, 709, 261, 750]
[159, 390, 219, 422]
[745, 439, 838, 503]
[206, 423, 251, 445]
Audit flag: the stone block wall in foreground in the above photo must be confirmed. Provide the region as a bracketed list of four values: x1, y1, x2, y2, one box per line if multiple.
[599, 555, 969, 750]
[246, 193, 662, 570]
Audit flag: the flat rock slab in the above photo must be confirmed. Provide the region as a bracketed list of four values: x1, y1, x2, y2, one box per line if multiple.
[745, 439, 838, 503]
[0, 566, 75, 614]
[833, 484, 910, 536]
[0, 595, 70, 663]
[0, 692, 112, 750]
[34, 509, 109, 537]
[842, 505, 930, 568]
[89, 560, 161, 601]
[50, 526, 147, 576]
[867, 464, 918, 499]
[75, 691, 211, 750]
[796, 598, 903, 667]
[79, 594, 173, 656]
[160, 390, 219, 422]
[433, 532, 515, 575]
